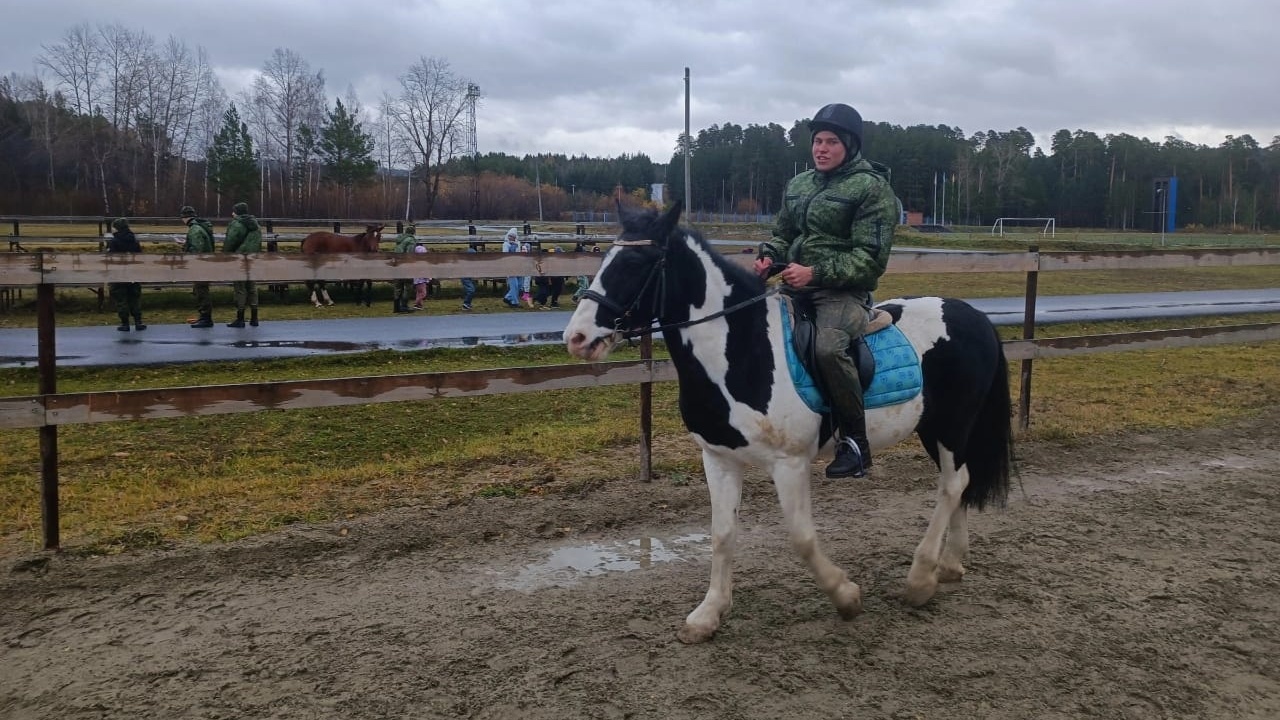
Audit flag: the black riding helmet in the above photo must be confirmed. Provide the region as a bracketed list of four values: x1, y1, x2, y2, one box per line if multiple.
[808, 103, 863, 157]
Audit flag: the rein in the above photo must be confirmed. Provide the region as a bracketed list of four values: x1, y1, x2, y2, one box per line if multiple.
[580, 238, 780, 341]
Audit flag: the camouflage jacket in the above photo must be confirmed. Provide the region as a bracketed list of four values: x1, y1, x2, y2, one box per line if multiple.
[392, 232, 417, 254]
[184, 218, 215, 253]
[759, 155, 898, 292]
[223, 215, 262, 253]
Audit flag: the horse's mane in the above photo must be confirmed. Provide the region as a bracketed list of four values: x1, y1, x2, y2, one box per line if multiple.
[618, 206, 765, 292]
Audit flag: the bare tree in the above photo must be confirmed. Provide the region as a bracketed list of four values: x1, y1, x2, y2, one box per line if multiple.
[389, 56, 472, 219]
[248, 48, 325, 214]
[375, 91, 413, 219]
[37, 23, 101, 116]
[37, 23, 109, 210]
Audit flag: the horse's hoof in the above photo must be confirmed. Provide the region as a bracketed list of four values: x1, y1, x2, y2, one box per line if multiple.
[834, 582, 863, 620]
[902, 576, 939, 607]
[936, 563, 966, 583]
[677, 623, 716, 644]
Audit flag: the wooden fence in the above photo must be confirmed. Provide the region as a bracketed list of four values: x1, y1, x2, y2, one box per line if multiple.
[2, 247, 1279, 550]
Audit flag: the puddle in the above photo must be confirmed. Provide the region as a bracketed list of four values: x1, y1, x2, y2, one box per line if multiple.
[497, 533, 710, 592]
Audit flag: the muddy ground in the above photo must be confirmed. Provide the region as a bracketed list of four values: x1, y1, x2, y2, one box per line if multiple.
[3, 409, 1278, 720]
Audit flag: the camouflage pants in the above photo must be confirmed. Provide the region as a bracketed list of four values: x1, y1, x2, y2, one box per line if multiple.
[232, 281, 258, 310]
[192, 282, 212, 314]
[393, 279, 412, 301]
[805, 288, 872, 434]
[110, 282, 142, 317]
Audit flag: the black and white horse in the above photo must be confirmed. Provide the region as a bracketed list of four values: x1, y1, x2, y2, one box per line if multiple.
[564, 202, 1014, 643]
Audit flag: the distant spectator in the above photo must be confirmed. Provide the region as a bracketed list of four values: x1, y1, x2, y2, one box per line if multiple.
[392, 223, 418, 313]
[519, 241, 534, 308]
[572, 241, 592, 303]
[180, 205, 215, 329]
[460, 244, 478, 311]
[222, 201, 262, 328]
[412, 239, 429, 310]
[501, 228, 521, 308]
[106, 218, 144, 331]
[534, 247, 566, 309]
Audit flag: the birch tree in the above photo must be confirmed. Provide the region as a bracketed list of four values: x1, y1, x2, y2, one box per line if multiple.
[389, 56, 472, 219]
[248, 48, 325, 214]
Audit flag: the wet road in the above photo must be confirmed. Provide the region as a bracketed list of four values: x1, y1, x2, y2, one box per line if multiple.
[1, 289, 1277, 368]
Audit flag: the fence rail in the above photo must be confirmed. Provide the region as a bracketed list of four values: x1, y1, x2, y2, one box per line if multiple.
[3, 246, 1278, 550]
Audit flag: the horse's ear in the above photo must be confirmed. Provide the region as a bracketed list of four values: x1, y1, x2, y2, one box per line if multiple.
[653, 200, 684, 243]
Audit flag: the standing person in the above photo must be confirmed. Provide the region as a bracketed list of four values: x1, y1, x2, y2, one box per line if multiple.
[571, 242, 591, 304]
[753, 102, 898, 479]
[180, 205, 216, 328]
[106, 217, 145, 331]
[519, 241, 534, 308]
[501, 227, 521, 308]
[459, 243, 478, 311]
[534, 247, 566, 309]
[222, 201, 263, 328]
[412, 238, 429, 310]
[391, 223, 418, 313]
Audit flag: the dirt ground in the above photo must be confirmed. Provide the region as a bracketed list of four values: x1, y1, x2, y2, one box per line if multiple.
[3, 409, 1278, 720]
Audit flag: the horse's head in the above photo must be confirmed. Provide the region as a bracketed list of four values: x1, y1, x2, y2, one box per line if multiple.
[363, 224, 384, 252]
[564, 201, 685, 361]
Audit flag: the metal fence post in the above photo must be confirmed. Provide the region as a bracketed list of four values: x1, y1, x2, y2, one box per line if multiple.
[1018, 245, 1039, 431]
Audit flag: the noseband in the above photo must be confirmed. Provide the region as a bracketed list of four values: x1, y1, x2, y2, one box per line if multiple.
[579, 238, 779, 342]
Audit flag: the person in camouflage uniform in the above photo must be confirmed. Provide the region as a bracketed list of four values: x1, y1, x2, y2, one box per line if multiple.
[180, 205, 216, 328]
[222, 201, 263, 328]
[754, 103, 899, 479]
[106, 217, 145, 331]
[391, 223, 418, 313]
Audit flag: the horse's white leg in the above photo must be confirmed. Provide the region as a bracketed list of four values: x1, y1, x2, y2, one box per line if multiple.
[310, 288, 321, 308]
[904, 445, 969, 606]
[937, 506, 969, 583]
[773, 455, 862, 620]
[678, 450, 743, 644]
[321, 287, 334, 306]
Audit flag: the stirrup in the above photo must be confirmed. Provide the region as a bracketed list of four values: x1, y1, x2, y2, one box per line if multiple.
[825, 437, 867, 479]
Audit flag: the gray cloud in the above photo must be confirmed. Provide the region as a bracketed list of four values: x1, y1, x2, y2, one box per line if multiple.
[5, 0, 1275, 162]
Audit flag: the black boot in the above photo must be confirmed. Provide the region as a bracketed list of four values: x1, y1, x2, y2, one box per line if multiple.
[226, 309, 246, 328]
[190, 312, 213, 329]
[249, 307, 259, 327]
[116, 313, 130, 332]
[393, 299, 410, 314]
[825, 434, 871, 479]
[133, 314, 146, 331]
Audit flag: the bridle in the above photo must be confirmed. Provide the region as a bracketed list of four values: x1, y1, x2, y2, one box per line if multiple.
[579, 238, 780, 342]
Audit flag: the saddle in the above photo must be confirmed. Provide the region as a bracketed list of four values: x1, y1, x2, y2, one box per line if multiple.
[781, 294, 922, 413]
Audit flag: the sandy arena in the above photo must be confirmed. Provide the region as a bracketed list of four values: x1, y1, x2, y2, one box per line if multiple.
[3, 409, 1278, 719]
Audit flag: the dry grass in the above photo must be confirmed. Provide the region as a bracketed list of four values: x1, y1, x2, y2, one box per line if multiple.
[2, 322, 1278, 557]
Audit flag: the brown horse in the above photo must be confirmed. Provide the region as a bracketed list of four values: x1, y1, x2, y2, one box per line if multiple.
[300, 224, 385, 307]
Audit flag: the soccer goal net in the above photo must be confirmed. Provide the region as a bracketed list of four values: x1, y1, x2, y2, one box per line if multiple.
[991, 217, 1056, 237]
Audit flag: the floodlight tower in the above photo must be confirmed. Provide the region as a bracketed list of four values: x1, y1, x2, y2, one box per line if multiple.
[466, 83, 481, 222]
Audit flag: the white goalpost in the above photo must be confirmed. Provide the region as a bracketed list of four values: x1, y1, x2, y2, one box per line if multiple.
[991, 217, 1056, 237]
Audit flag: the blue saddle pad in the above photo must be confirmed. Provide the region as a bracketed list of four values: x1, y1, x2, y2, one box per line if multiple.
[779, 299, 923, 413]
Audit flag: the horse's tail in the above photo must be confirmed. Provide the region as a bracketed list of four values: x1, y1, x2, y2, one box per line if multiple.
[960, 335, 1014, 511]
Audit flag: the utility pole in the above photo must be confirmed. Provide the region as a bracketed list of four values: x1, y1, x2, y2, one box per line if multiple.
[940, 171, 947, 226]
[535, 157, 543, 222]
[932, 171, 938, 225]
[684, 67, 692, 212]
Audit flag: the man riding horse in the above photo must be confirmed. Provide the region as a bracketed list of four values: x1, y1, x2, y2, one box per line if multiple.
[753, 102, 899, 479]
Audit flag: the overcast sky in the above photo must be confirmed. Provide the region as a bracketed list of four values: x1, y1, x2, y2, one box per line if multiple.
[4, 0, 1276, 161]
